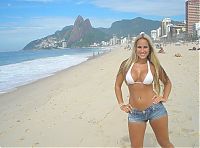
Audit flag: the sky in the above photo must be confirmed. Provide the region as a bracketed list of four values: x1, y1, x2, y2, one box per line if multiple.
[0, 0, 186, 51]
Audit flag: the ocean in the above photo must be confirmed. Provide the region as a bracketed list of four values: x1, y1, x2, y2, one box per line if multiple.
[0, 48, 109, 94]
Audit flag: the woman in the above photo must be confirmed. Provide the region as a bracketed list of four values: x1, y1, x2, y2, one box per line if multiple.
[115, 33, 174, 147]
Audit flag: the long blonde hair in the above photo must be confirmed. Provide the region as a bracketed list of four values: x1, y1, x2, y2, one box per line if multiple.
[119, 32, 165, 95]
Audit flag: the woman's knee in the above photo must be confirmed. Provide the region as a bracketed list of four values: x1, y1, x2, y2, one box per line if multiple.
[158, 141, 174, 148]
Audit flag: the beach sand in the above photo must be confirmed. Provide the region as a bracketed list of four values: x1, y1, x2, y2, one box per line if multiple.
[0, 43, 199, 147]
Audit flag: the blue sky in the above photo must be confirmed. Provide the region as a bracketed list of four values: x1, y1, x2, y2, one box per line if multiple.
[0, 0, 186, 51]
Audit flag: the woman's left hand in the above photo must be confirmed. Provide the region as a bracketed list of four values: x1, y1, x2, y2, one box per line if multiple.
[152, 95, 166, 104]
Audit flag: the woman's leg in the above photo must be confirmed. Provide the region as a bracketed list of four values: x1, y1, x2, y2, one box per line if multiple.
[150, 115, 174, 148]
[128, 122, 147, 148]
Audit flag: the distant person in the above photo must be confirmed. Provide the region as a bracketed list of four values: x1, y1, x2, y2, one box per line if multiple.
[115, 33, 174, 147]
[158, 47, 165, 53]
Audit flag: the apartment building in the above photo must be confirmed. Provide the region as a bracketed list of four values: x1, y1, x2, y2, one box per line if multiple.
[186, 0, 200, 35]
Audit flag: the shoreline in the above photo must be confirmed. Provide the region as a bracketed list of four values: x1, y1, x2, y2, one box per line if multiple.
[0, 46, 118, 114]
[0, 43, 199, 147]
[0, 47, 112, 95]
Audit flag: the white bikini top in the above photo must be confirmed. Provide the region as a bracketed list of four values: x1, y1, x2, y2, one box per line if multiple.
[126, 60, 153, 85]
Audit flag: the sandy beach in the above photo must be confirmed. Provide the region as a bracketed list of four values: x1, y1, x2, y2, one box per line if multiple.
[0, 43, 199, 147]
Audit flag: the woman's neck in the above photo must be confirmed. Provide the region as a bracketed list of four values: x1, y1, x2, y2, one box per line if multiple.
[136, 58, 147, 64]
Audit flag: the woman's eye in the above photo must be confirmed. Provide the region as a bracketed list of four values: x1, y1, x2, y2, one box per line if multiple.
[137, 46, 148, 48]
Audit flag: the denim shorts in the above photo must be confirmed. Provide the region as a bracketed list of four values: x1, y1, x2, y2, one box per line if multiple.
[128, 102, 167, 122]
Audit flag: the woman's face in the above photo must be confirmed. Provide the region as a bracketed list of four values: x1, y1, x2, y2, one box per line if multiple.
[135, 38, 150, 60]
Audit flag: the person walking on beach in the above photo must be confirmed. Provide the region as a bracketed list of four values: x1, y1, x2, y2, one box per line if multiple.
[115, 32, 174, 147]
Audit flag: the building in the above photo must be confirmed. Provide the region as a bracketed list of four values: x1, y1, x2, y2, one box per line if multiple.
[156, 27, 161, 38]
[168, 23, 186, 40]
[109, 35, 119, 45]
[62, 41, 67, 48]
[121, 37, 128, 45]
[185, 0, 200, 35]
[151, 30, 157, 40]
[161, 18, 172, 36]
[193, 22, 200, 37]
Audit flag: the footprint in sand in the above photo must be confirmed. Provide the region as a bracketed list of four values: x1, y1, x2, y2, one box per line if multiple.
[170, 110, 181, 113]
[78, 116, 83, 119]
[20, 138, 24, 140]
[120, 135, 131, 147]
[33, 142, 40, 146]
[88, 119, 97, 124]
[0, 131, 3, 136]
[25, 128, 30, 133]
[181, 128, 194, 133]
[191, 132, 199, 136]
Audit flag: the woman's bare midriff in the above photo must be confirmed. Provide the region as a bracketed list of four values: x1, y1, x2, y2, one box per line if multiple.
[128, 84, 157, 111]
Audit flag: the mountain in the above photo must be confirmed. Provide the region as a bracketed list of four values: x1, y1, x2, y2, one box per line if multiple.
[23, 15, 110, 50]
[68, 16, 111, 47]
[23, 16, 181, 50]
[67, 16, 92, 46]
[103, 17, 161, 37]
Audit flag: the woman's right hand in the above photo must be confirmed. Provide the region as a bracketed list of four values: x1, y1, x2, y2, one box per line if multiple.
[120, 104, 133, 113]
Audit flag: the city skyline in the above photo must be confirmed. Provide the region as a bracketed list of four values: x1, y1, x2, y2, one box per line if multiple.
[0, 0, 186, 51]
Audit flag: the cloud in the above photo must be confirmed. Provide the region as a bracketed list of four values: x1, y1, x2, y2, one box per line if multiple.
[16, 0, 71, 3]
[17, 0, 54, 2]
[0, 15, 114, 34]
[27, 16, 75, 29]
[0, 16, 76, 50]
[88, 17, 117, 28]
[0, 15, 116, 50]
[88, 0, 185, 16]
[75, 1, 86, 5]
[0, 16, 75, 32]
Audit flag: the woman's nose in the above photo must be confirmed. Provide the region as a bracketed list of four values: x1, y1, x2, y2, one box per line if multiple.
[141, 47, 145, 51]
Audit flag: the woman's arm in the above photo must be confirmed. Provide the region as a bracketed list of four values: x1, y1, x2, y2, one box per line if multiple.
[162, 78, 172, 101]
[159, 66, 172, 102]
[152, 66, 172, 104]
[115, 60, 132, 113]
[115, 72, 125, 105]
[115, 72, 132, 113]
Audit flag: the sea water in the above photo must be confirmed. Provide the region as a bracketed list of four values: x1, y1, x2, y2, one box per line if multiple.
[0, 48, 108, 93]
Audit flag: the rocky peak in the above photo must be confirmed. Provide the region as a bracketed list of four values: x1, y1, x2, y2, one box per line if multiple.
[67, 15, 92, 46]
[74, 15, 84, 27]
[84, 19, 92, 29]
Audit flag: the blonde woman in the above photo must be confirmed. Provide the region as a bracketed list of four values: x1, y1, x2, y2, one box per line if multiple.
[115, 33, 174, 147]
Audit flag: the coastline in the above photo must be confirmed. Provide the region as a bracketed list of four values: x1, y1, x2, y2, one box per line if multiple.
[0, 47, 111, 94]
[0, 43, 199, 147]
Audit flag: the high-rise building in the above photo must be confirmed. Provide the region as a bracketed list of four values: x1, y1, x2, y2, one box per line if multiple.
[156, 27, 161, 38]
[161, 18, 171, 36]
[151, 30, 157, 40]
[185, 0, 200, 35]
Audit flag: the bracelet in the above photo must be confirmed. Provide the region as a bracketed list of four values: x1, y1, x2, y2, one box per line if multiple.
[119, 103, 125, 109]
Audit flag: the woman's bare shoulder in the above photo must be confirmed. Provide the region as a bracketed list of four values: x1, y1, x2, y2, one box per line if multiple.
[149, 62, 156, 74]
[120, 58, 129, 66]
[117, 58, 129, 76]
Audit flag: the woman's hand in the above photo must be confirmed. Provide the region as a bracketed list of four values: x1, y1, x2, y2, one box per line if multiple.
[152, 95, 166, 104]
[120, 104, 133, 113]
